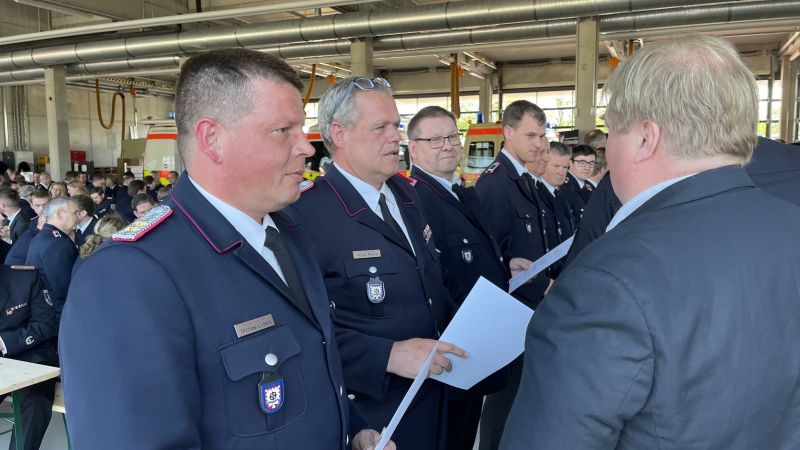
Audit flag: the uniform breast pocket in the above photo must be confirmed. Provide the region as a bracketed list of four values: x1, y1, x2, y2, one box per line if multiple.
[219, 325, 307, 437]
[516, 207, 536, 234]
[445, 232, 479, 265]
[343, 258, 400, 317]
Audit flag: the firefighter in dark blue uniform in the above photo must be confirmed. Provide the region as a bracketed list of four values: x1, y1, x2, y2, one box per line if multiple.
[0, 265, 58, 450]
[287, 77, 464, 450]
[25, 197, 79, 321]
[473, 100, 552, 450]
[59, 49, 389, 450]
[407, 106, 509, 450]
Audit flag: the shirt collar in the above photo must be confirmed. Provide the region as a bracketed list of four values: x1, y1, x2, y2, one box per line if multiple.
[188, 175, 276, 253]
[333, 162, 388, 211]
[586, 178, 598, 188]
[78, 217, 92, 234]
[606, 173, 696, 232]
[5, 209, 19, 223]
[415, 166, 460, 196]
[569, 171, 585, 189]
[540, 179, 556, 195]
[501, 148, 529, 177]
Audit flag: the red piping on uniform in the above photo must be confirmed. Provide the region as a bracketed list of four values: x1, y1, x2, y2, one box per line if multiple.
[411, 176, 447, 200]
[170, 193, 241, 253]
[324, 178, 368, 217]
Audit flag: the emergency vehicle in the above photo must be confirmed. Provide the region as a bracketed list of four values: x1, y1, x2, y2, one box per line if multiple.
[460, 122, 504, 185]
[141, 119, 182, 185]
[305, 125, 410, 181]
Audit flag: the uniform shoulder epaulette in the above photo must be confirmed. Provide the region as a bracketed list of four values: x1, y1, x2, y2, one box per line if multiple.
[483, 162, 500, 174]
[9, 265, 35, 270]
[113, 205, 172, 242]
[299, 179, 315, 193]
[396, 171, 417, 186]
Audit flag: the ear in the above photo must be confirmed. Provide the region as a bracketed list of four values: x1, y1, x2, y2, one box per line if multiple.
[634, 121, 661, 163]
[194, 118, 225, 165]
[407, 139, 420, 161]
[503, 125, 514, 143]
[330, 122, 347, 149]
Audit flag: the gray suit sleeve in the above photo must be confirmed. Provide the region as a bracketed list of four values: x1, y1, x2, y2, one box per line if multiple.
[500, 265, 654, 450]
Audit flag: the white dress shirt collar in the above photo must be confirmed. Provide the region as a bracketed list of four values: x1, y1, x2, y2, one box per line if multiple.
[606, 173, 696, 232]
[501, 148, 529, 177]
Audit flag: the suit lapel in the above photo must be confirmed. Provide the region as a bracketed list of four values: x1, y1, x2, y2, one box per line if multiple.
[388, 177, 426, 261]
[325, 166, 415, 256]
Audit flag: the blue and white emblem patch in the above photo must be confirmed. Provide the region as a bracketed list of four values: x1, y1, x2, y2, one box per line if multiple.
[259, 379, 284, 414]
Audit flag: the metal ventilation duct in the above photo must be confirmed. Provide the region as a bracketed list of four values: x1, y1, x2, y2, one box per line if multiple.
[0, 0, 796, 83]
[0, 0, 766, 72]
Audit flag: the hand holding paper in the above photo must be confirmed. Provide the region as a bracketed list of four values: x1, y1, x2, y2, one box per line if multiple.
[387, 338, 468, 379]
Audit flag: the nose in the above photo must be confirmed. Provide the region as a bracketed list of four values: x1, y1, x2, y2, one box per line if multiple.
[295, 132, 315, 158]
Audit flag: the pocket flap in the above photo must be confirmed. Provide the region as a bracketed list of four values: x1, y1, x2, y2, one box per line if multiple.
[344, 258, 398, 278]
[220, 325, 301, 381]
[515, 207, 535, 219]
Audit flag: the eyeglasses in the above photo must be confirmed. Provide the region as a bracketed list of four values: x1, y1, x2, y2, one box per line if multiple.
[413, 133, 462, 149]
[571, 159, 596, 168]
[332, 77, 391, 115]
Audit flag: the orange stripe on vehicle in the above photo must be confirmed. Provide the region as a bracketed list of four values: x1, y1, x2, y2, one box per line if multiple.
[307, 133, 322, 139]
[466, 128, 502, 136]
[147, 133, 178, 139]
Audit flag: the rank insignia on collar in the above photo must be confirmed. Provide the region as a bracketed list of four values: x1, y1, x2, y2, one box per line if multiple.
[113, 205, 172, 242]
[423, 224, 432, 243]
[259, 378, 284, 414]
[52, 229, 61, 238]
[484, 162, 500, 174]
[299, 180, 314, 193]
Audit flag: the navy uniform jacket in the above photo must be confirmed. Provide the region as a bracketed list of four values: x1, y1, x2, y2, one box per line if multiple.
[61, 175, 361, 450]
[286, 164, 455, 450]
[409, 167, 510, 396]
[0, 265, 58, 366]
[18, 200, 35, 223]
[409, 167, 508, 304]
[502, 166, 800, 449]
[104, 185, 120, 202]
[4, 221, 38, 265]
[94, 199, 112, 219]
[74, 217, 97, 248]
[8, 209, 31, 243]
[25, 223, 77, 320]
[535, 182, 575, 279]
[560, 172, 592, 226]
[474, 152, 549, 309]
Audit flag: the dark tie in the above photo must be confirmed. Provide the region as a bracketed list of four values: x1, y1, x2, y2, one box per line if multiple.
[378, 193, 411, 249]
[264, 227, 313, 320]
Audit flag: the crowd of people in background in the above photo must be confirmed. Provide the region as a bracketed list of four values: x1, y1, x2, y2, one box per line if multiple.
[0, 165, 179, 450]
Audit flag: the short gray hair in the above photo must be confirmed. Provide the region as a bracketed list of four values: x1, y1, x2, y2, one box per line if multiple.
[175, 48, 303, 166]
[318, 77, 393, 153]
[603, 34, 758, 163]
[548, 141, 572, 158]
[18, 185, 35, 200]
[43, 196, 77, 221]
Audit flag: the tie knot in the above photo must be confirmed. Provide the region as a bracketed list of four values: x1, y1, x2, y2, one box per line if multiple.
[264, 226, 283, 250]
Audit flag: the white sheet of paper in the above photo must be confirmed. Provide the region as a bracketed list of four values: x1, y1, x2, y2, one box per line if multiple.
[374, 345, 437, 450]
[431, 277, 534, 390]
[508, 236, 574, 293]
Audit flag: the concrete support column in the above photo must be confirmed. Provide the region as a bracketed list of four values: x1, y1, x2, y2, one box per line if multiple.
[779, 55, 799, 142]
[350, 38, 374, 77]
[479, 76, 493, 122]
[44, 66, 71, 180]
[574, 17, 599, 138]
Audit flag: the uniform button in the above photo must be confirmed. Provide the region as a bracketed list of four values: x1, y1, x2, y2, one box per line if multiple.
[462, 238, 468, 244]
[500, 257, 504, 262]
[329, 301, 336, 311]
[368, 266, 377, 274]
[264, 353, 278, 366]
[428, 298, 433, 305]
[348, 394, 356, 400]
[339, 385, 343, 396]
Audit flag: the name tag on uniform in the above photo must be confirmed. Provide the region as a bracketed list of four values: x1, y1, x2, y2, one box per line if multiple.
[234, 314, 275, 338]
[353, 249, 381, 259]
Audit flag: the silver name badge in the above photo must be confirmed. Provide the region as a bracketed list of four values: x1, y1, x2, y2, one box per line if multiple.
[234, 314, 276, 338]
[353, 249, 382, 259]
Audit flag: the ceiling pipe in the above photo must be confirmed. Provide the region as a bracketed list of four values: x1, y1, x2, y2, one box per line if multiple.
[0, 0, 769, 72]
[0, 1, 797, 84]
[0, 0, 378, 47]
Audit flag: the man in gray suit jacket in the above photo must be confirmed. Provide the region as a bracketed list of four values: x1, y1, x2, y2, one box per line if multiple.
[501, 34, 800, 450]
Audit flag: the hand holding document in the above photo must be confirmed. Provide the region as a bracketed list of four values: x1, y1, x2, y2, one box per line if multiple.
[432, 277, 533, 389]
[508, 236, 574, 293]
[376, 277, 536, 448]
